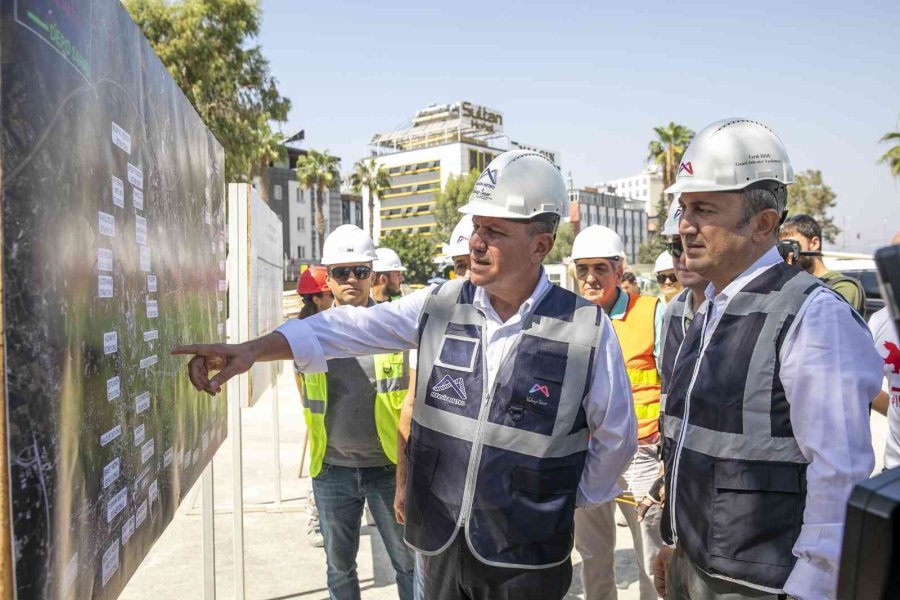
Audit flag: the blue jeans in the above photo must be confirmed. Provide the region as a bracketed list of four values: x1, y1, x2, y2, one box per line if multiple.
[312, 464, 414, 600]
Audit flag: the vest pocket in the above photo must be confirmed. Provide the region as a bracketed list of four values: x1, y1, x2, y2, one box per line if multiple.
[505, 466, 578, 543]
[405, 441, 440, 526]
[708, 459, 802, 567]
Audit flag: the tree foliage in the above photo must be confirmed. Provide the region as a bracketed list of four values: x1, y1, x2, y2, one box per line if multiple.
[647, 122, 695, 191]
[349, 159, 391, 238]
[786, 169, 841, 243]
[296, 150, 341, 258]
[637, 235, 667, 265]
[878, 128, 900, 179]
[544, 222, 574, 264]
[378, 232, 435, 285]
[433, 170, 480, 243]
[124, 0, 290, 182]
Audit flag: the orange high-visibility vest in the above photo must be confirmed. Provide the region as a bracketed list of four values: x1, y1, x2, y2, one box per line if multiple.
[610, 293, 661, 441]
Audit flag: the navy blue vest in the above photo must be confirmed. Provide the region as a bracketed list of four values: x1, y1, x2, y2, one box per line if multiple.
[404, 278, 602, 568]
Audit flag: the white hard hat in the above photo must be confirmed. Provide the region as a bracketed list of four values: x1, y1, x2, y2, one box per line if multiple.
[654, 251, 675, 273]
[320, 224, 377, 266]
[459, 150, 565, 223]
[372, 247, 406, 272]
[665, 118, 793, 195]
[661, 196, 683, 237]
[446, 214, 474, 258]
[571, 225, 626, 261]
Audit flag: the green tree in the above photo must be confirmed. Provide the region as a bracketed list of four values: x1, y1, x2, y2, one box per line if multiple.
[349, 159, 391, 238]
[786, 169, 841, 243]
[878, 127, 900, 178]
[124, 0, 290, 182]
[544, 222, 574, 263]
[296, 150, 341, 258]
[379, 232, 435, 285]
[647, 122, 695, 191]
[434, 170, 480, 243]
[637, 236, 667, 265]
[252, 117, 285, 204]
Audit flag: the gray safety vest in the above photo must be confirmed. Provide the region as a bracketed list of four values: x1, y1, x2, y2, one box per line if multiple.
[403, 277, 603, 568]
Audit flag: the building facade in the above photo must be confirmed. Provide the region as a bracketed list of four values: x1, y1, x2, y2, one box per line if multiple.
[366, 101, 559, 240]
[596, 167, 664, 226]
[568, 187, 648, 265]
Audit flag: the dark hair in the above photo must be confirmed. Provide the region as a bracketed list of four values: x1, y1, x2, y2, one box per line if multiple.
[781, 213, 821, 241]
[621, 272, 637, 284]
[298, 293, 325, 320]
[527, 213, 560, 236]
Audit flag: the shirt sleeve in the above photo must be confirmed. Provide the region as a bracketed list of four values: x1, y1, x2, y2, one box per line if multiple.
[653, 299, 665, 367]
[780, 290, 882, 599]
[577, 311, 638, 508]
[275, 286, 431, 373]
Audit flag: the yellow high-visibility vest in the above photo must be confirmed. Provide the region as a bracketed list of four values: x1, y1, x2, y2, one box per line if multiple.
[611, 295, 662, 441]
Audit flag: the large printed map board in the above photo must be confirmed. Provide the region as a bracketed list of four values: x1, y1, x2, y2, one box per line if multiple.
[1, 0, 227, 597]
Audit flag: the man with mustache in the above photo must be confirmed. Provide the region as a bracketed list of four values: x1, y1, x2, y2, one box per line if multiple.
[651, 119, 881, 600]
[174, 150, 637, 600]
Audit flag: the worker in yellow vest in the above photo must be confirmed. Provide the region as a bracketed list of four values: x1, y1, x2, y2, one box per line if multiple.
[298, 224, 414, 600]
[571, 225, 665, 600]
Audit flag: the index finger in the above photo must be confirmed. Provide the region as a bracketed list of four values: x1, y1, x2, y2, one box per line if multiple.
[172, 344, 219, 356]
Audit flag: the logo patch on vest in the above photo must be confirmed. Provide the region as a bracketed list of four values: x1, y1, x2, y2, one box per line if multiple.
[528, 383, 550, 397]
[431, 374, 467, 406]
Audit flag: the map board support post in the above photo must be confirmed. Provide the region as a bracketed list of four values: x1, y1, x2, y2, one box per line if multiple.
[1, 278, 12, 599]
[271, 367, 282, 509]
[201, 463, 216, 600]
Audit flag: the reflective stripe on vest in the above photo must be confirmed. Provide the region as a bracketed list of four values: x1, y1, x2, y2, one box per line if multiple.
[611, 294, 661, 441]
[299, 352, 407, 478]
[659, 288, 690, 412]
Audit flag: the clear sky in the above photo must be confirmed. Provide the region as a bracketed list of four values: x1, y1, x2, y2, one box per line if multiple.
[257, 0, 898, 253]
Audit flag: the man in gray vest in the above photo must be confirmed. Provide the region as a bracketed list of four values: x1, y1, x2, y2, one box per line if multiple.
[174, 150, 637, 600]
[651, 119, 882, 600]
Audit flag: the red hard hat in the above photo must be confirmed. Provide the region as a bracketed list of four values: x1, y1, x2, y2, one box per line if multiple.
[297, 265, 329, 295]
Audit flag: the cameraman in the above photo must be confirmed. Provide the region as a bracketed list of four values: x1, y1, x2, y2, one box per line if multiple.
[778, 214, 865, 313]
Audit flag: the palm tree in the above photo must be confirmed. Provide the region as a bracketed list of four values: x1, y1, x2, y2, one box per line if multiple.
[878, 128, 900, 178]
[647, 122, 695, 190]
[251, 119, 285, 204]
[349, 158, 391, 238]
[296, 150, 341, 259]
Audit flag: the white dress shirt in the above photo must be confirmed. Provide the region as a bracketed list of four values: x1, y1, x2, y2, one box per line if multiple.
[276, 271, 638, 510]
[700, 246, 881, 600]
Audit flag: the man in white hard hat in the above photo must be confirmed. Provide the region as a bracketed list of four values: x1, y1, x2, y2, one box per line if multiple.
[651, 119, 881, 600]
[372, 247, 407, 303]
[444, 213, 474, 278]
[174, 150, 636, 600]
[570, 225, 665, 600]
[292, 225, 414, 599]
[654, 251, 682, 305]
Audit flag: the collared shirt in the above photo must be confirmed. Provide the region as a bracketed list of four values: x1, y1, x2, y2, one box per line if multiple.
[607, 287, 665, 365]
[698, 246, 881, 599]
[276, 270, 638, 510]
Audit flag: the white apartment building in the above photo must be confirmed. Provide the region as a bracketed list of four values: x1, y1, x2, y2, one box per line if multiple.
[596, 166, 664, 221]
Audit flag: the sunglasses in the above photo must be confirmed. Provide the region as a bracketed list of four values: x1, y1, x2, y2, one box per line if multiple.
[329, 266, 372, 282]
[665, 239, 683, 259]
[657, 273, 679, 285]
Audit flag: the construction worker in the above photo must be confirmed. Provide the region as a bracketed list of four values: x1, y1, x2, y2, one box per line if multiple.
[654, 251, 682, 305]
[570, 225, 665, 600]
[372, 247, 406, 303]
[621, 272, 640, 296]
[872, 306, 900, 468]
[777, 214, 865, 313]
[443, 213, 474, 278]
[651, 119, 882, 600]
[293, 225, 413, 599]
[174, 150, 637, 600]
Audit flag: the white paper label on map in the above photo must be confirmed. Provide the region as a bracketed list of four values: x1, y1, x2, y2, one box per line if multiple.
[147, 274, 157, 292]
[136, 499, 148, 529]
[164, 447, 174, 467]
[111, 175, 125, 208]
[218, 239, 225, 253]
[135, 391, 150, 415]
[204, 207, 211, 225]
[219, 259, 225, 272]
[217, 323, 225, 336]
[218, 279, 226, 292]
[111, 122, 131, 154]
[101, 539, 120, 587]
[211, 240, 216, 253]
[217, 300, 223, 313]
[202, 430, 210, 453]
[106, 376, 120, 401]
[139, 245, 151, 272]
[177, 449, 185, 467]
[146, 298, 158, 318]
[143, 329, 158, 342]
[134, 423, 145, 446]
[135, 215, 147, 245]
[103, 331, 118, 355]
[133, 187, 144, 211]
[140, 355, 157, 369]
[63, 552, 79, 592]
[102, 457, 121, 490]
[98, 248, 113, 272]
[121, 515, 135, 546]
[99, 211, 116, 237]
[149, 480, 159, 502]
[141, 439, 155, 464]
[134, 466, 150, 494]
[106, 488, 128, 523]
[100, 424, 121, 447]
[98, 275, 113, 298]
[127, 163, 143, 189]
[192, 448, 200, 466]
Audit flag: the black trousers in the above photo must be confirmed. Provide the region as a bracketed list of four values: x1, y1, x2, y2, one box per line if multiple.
[420, 533, 572, 600]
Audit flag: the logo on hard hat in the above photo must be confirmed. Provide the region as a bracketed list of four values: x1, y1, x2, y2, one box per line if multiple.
[479, 168, 498, 185]
[430, 374, 467, 406]
[679, 161, 694, 175]
[456, 235, 469, 243]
